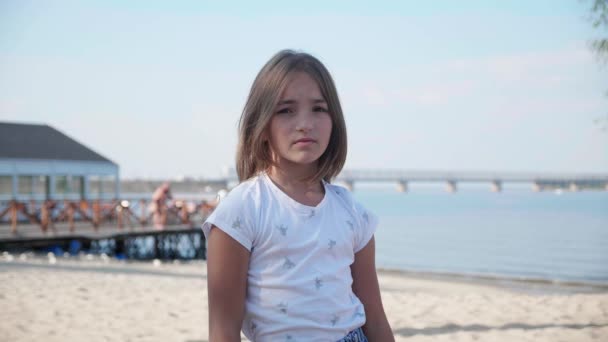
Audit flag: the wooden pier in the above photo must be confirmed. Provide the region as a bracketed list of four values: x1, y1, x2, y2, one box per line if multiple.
[0, 197, 211, 260]
[0, 223, 206, 260]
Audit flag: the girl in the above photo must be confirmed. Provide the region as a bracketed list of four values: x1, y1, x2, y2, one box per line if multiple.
[203, 50, 394, 341]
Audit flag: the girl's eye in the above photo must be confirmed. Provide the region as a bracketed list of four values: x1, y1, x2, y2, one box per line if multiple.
[276, 108, 292, 114]
[313, 106, 328, 112]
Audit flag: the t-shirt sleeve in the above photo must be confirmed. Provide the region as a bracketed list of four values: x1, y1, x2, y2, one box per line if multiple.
[201, 188, 256, 251]
[352, 200, 379, 253]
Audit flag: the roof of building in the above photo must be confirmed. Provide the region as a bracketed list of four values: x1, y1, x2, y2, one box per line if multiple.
[0, 122, 116, 164]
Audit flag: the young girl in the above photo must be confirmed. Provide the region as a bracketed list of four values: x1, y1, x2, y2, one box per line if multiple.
[203, 50, 394, 341]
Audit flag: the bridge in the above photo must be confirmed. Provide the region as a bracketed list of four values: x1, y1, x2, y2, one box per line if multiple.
[224, 169, 608, 193]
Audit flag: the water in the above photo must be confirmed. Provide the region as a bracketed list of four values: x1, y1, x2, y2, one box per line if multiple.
[352, 185, 608, 285]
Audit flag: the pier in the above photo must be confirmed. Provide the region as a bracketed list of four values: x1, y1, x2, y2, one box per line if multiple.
[0, 198, 211, 260]
[0, 224, 205, 260]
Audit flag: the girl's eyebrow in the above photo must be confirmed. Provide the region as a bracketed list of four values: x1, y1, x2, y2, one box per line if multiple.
[277, 98, 326, 105]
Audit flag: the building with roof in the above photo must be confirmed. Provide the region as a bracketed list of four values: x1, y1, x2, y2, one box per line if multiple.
[0, 122, 119, 200]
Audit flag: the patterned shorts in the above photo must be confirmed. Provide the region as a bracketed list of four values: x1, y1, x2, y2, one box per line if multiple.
[337, 327, 368, 342]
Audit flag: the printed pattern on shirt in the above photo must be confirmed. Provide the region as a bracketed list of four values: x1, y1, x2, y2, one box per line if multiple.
[283, 257, 295, 270]
[276, 224, 288, 236]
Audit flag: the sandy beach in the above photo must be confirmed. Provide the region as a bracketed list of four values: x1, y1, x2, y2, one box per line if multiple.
[1, 253, 607, 342]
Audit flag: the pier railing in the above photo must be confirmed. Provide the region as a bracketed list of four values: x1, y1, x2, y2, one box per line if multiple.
[0, 197, 216, 235]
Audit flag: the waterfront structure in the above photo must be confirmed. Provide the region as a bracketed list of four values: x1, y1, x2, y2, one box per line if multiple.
[223, 168, 608, 193]
[0, 122, 120, 200]
[333, 169, 608, 192]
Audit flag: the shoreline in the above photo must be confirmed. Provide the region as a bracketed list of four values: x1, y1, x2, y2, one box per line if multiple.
[377, 267, 608, 295]
[2, 252, 607, 295]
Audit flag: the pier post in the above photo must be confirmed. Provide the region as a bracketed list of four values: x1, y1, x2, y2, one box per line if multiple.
[117, 204, 124, 229]
[115, 237, 125, 257]
[67, 201, 75, 232]
[139, 199, 147, 227]
[10, 200, 18, 234]
[396, 180, 408, 193]
[92, 200, 100, 230]
[41, 201, 50, 232]
[491, 180, 502, 193]
[569, 182, 579, 192]
[446, 180, 457, 193]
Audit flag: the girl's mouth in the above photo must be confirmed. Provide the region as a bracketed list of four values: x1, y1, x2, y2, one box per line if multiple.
[294, 138, 315, 145]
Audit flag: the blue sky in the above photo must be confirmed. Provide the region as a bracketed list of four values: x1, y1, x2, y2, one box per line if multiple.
[1, 0, 607, 179]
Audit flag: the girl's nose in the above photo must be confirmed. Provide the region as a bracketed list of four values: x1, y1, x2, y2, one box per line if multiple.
[295, 112, 313, 132]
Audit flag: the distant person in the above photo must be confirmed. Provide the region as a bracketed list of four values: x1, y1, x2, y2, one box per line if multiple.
[202, 50, 394, 341]
[151, 182, 172, 229]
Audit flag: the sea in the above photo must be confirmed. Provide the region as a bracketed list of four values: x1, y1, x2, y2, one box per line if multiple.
[351, 183, 608, 286]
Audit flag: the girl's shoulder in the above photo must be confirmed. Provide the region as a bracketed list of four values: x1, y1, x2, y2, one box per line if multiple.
[324, 182, 354, 203]
[325, 182, 374, 219]
[324, 182, 362, 213]
[202, 175, 267, 251]
[218, 174, 267, 208]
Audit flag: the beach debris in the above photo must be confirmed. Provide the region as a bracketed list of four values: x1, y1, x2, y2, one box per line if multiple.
[100, 253, 110, 263]
[2, 252, 14, 262]
[152, 259, 162, 267]
[47, 252, 57, 265]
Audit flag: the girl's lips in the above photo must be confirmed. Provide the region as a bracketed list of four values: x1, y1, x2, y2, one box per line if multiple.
[294, 138, 315, 144]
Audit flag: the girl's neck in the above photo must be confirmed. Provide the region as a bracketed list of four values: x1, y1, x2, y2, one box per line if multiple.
[267, 165, 325, 206]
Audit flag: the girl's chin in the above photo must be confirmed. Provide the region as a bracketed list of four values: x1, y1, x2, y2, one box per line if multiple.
[277, 157, 321, 168]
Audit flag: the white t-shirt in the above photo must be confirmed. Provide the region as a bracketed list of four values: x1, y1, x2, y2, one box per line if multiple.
[202, 172, 378, 341]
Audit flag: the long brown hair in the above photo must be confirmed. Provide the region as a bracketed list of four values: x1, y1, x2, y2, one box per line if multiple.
[236, 50, 347, 183]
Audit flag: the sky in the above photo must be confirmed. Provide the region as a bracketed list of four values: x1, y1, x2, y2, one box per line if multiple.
[1, 0, 607, 179]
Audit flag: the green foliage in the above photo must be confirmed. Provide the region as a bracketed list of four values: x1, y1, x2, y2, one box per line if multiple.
[587, 0, 608, 131]
[589, 0, 608, 28]
[588, 0, 608, 61]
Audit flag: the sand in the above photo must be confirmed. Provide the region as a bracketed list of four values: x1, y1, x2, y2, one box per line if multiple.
[1, 252, 607, 342]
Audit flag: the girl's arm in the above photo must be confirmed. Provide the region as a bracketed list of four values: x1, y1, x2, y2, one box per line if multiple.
[207, 226, 250, 341]
[351, 236, 395, 341]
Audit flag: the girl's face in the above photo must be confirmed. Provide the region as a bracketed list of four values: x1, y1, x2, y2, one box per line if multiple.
[267, 72, 333, 172]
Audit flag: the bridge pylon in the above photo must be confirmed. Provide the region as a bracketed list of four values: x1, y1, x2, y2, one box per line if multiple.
[446, 180, 457, 193]
[396, 180, 408, 193]
[491, 180, 502, 193]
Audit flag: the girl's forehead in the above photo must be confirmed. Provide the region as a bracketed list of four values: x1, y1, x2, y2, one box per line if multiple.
[280, 72, 323, 97]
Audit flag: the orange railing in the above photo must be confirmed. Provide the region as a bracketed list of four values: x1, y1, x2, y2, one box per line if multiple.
[0, 198, 216, 234]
